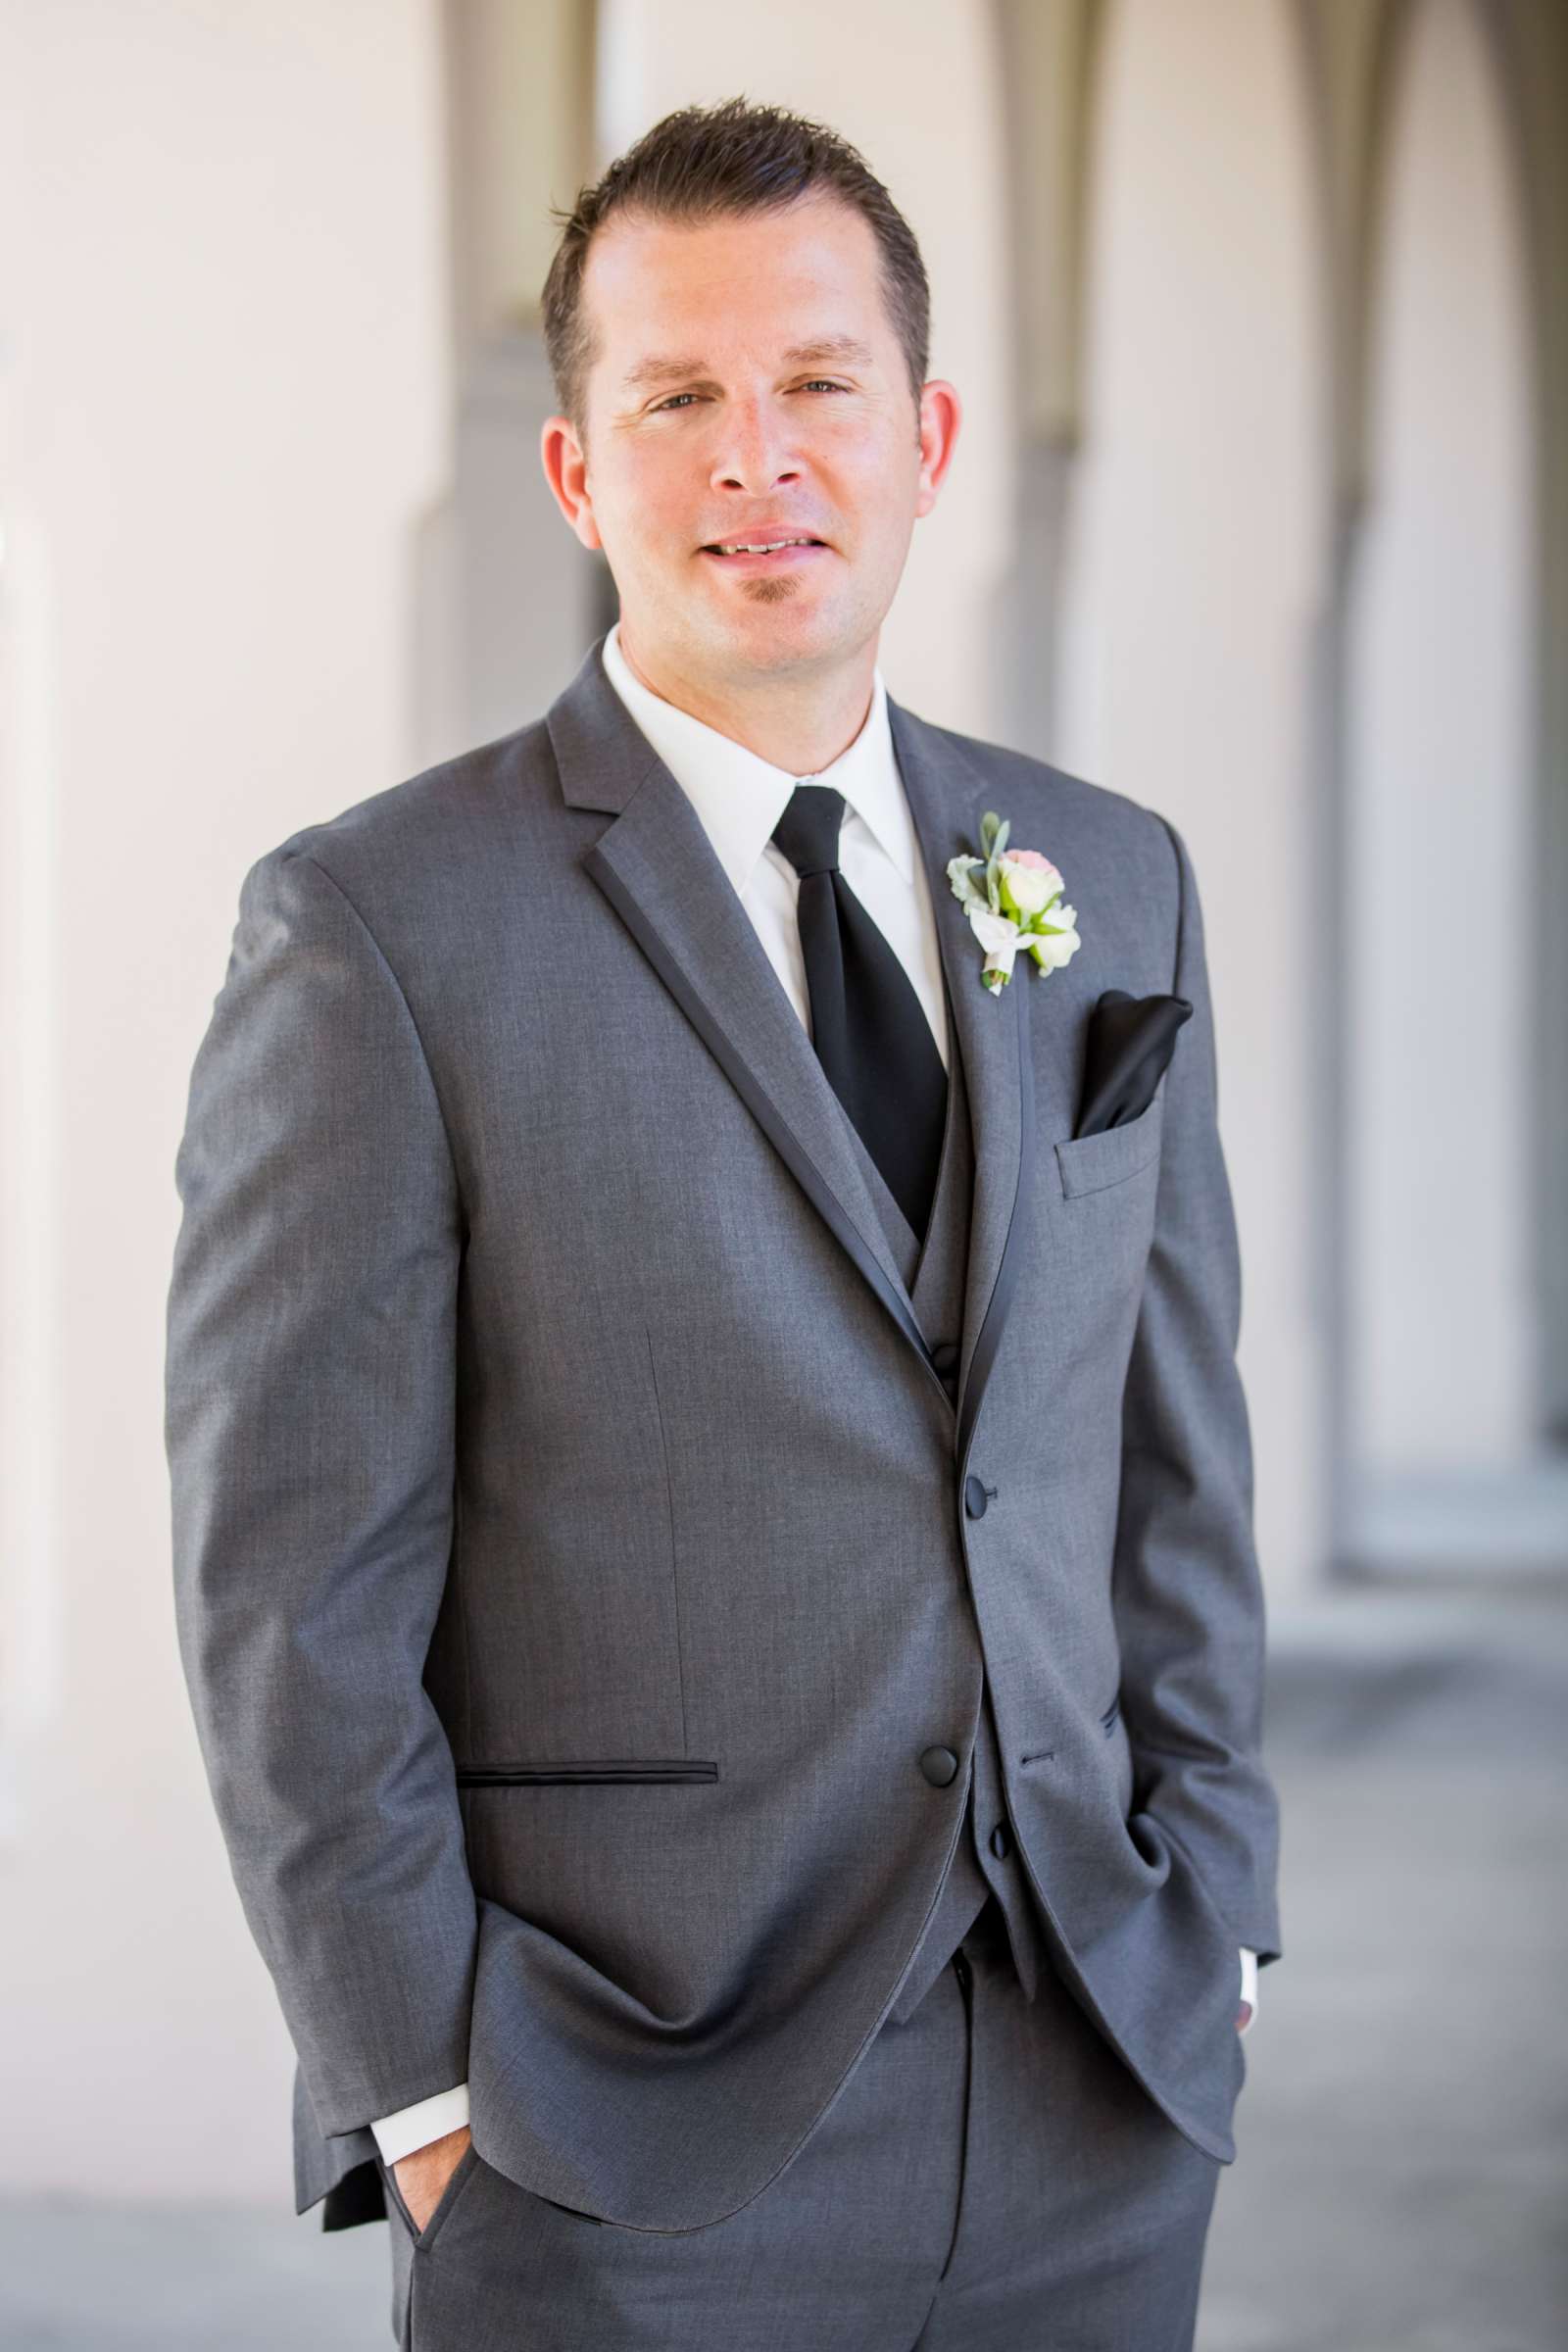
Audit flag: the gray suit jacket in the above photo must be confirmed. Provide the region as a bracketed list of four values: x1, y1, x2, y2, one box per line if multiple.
[166, 631, 1282, 2233]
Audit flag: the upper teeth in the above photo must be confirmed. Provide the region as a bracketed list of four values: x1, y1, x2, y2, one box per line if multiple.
[716, 538, 813, 554]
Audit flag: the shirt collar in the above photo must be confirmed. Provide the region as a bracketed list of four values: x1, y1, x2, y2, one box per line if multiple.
[600, 620, 915, 900]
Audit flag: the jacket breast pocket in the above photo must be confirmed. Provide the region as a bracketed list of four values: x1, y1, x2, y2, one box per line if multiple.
[1054, 1094, 1164, 1200]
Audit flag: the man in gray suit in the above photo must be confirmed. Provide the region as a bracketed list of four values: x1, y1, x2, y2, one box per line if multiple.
[167, 96, 1280, 2350]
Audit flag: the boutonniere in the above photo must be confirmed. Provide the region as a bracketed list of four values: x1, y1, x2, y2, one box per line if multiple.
[946, 811, 1081, 995]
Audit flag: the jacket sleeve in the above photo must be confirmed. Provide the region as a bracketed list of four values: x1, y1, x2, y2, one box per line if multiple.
[1111, 811, 1283, 1967]
[166, 841, 478, 2138]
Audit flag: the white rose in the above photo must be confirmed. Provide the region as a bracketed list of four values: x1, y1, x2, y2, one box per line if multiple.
[998, 856, 1054, 917]
[1027, 903, 1081, 971]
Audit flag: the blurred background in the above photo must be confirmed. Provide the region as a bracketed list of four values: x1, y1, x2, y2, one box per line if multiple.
[1, 1, 1564, 2345]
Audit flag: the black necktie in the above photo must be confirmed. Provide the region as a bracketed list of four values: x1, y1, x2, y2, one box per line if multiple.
[770, 783, 948, 1243]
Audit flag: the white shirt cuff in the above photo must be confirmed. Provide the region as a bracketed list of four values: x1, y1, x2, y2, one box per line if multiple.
[369, 2081, 470, 2166]
[1239, 1945, 1258, 2033]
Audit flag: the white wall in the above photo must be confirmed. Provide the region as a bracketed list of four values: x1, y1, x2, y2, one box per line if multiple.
[0, 0, 452, 2200]
[1054, 0, 1327, 1599]
[1347, 0, 1536, 1476]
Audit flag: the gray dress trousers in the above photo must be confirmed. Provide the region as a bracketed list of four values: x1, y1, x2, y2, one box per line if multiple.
[376, 1893, 1222, 2351]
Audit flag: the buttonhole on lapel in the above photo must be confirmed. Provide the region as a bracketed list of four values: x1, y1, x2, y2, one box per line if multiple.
[1019, 1749, 1055, 1766]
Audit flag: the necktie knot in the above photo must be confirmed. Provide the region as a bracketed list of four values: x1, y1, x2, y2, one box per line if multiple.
[771, 783, 846, 880]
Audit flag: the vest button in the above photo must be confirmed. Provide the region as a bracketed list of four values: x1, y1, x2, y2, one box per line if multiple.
[963, 1474, 990, 1519]
[919, 1744, 960, 1787]
[989, 1821, 1012, 1859]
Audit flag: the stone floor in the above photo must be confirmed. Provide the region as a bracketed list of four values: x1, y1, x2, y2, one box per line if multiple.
[3, 1580, 1564, 2350]
[1199, 1580, 1568, 2352]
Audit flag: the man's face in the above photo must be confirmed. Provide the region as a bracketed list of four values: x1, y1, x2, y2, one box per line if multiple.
[542, 193, 958, 693]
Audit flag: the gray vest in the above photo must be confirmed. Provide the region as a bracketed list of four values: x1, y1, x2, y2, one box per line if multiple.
[831, 966, 1053, 2028]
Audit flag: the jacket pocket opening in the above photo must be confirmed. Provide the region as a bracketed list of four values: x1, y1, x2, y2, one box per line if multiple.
[455, 1758, 719, 1786]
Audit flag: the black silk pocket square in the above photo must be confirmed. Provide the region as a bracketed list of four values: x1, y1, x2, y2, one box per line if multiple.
[1074, 990, 1194, 1138]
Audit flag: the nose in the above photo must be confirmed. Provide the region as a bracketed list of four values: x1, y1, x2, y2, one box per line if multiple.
[710, 394, 805, 498]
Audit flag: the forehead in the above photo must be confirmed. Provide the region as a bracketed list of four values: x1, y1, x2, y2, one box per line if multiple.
[581, 195, 891, 377]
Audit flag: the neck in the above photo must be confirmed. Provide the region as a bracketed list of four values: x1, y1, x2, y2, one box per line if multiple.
[615, 625, 876, 775]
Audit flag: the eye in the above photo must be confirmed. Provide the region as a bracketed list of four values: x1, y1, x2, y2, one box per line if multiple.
[651, 381, 851, 414]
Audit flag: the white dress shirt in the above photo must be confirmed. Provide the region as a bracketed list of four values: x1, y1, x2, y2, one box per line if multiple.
[368, 622, 1255, 2166]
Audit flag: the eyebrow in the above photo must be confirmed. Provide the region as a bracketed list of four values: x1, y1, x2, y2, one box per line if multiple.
[619, 335, 877, 393]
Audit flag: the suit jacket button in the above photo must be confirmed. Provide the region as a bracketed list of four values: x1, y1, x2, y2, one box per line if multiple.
[989, 1821, 1012, 1859]
[919, 1745, 960, 1787]
[963, 1474, 990, 1519]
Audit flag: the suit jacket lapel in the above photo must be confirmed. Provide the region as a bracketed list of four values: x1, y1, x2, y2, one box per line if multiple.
[886, 698, 1076, 1468]
[548, 633, 1078, 1466]
[549, 638, 952, 1424]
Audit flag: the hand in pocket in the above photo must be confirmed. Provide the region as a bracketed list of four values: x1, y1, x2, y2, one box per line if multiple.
[395, 2125, 472, 2233]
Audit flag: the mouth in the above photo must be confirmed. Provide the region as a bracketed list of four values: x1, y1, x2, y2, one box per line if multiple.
[699, 537, 830, 571]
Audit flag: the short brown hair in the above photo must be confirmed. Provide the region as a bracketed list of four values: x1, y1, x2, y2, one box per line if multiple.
[540, 96, 930, 454]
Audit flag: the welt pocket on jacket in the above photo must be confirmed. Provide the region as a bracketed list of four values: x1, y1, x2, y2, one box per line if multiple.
[1054, 1096, 1164, 1200]
[455, 1758, 720, 1787]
